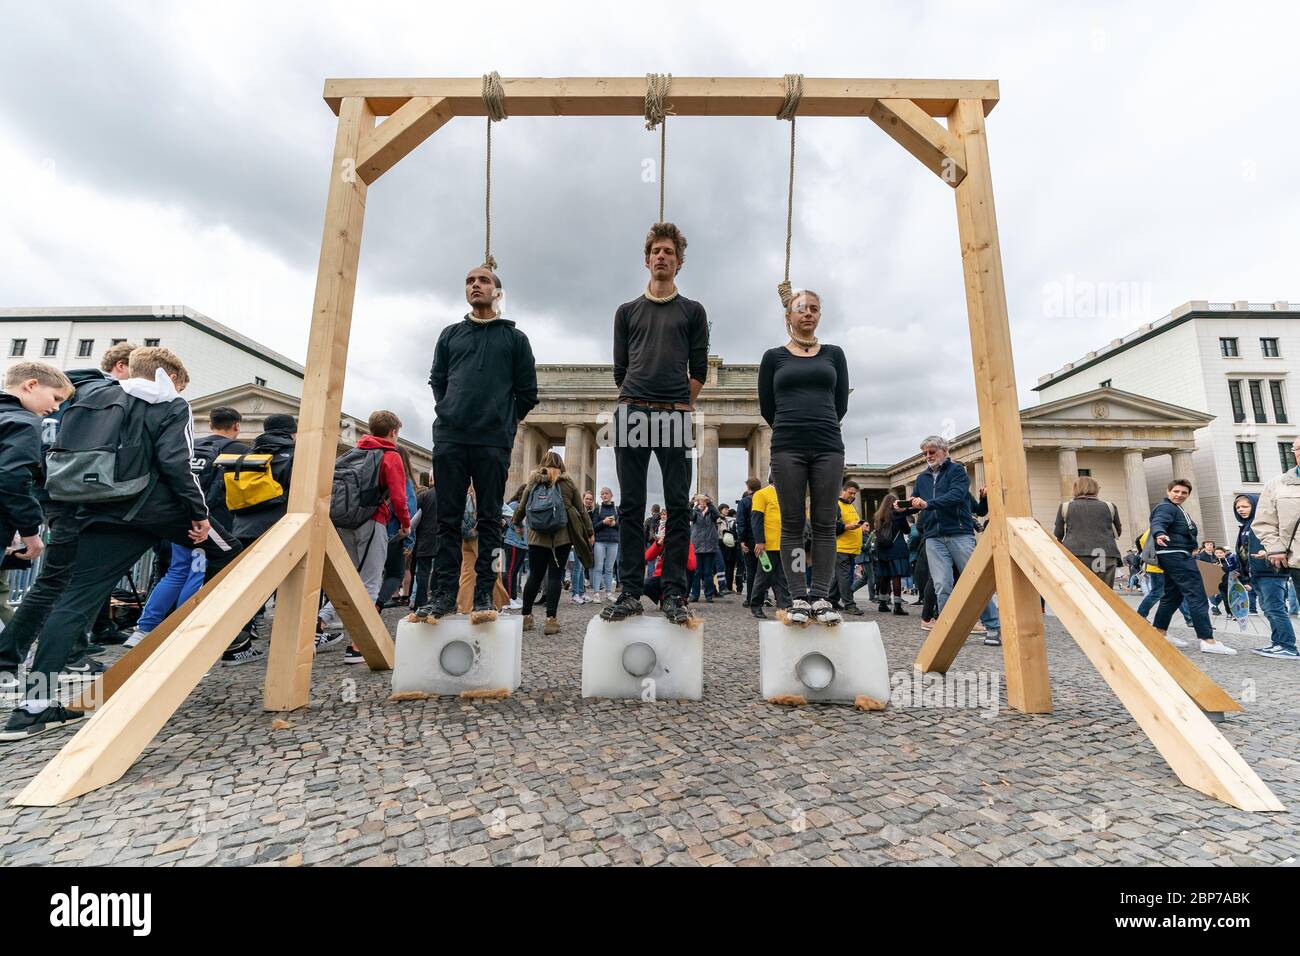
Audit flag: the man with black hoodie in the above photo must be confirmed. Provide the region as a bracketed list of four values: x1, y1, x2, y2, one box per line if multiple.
[0, 352, 126, 694]
[418, 265, 538, 621]
[0, 347, 244, 740]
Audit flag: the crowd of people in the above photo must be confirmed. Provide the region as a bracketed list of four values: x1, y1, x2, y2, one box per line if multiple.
[5, 219, 1299, 740]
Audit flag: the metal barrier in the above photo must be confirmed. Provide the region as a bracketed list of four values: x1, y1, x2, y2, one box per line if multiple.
[3, 549, 157, 611]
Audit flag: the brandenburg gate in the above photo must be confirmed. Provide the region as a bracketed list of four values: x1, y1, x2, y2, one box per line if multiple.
[508, 355, 770, 500]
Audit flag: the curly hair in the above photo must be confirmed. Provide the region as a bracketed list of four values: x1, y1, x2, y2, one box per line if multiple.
[644, 222, 687, 271]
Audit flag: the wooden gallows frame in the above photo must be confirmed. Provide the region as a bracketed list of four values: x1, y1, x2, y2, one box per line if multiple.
[16, 77, 1283, 812]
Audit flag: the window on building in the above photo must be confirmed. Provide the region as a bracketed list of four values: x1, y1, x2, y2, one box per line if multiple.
[1249, 380, 1268, 423]
[9, 338, 25, 357]
[254, 376, 267, 387]
[143, 338, 160, 347]
[1099, 379, 1111, 388]
[77, 339, 94, 358]
[111, 338, 126, 345]
[1220, 337, 1239, 357]
[42, 338, 59, 357]
[1228, 380, 1246, 423]
[1269, 380, 1287, 424]
[1261, 337, 1280, 358]
[1237, 442, 1259, 483]
[1077, 468, 1092, 477]
[1279, 442, 1297, 473]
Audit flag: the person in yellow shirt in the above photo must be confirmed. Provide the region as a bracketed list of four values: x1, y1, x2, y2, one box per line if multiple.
[831, 480, 866, 615]
[749, 481, 790, 620]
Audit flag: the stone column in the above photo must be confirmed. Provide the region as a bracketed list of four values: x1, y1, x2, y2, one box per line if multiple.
[1122, 449, 1150, 532]
[1057, 446, 1079, 500]
[508, 422, 529, 492]
[564, 424, 587, 488]
[520, 426, 546, 480]
[973, 459, 987, 496]
[585, 429, 599, 494]
[1170, 449, 1203, 527]
[755, 425, 772, 483]
[699, 424, 720, 501]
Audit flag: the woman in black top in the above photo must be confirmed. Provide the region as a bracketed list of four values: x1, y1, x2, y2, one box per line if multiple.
[758, 289, 850, 625]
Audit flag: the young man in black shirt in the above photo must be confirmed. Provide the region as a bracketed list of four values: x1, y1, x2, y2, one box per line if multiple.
[601, 223, 709, 626]
[420, 265, 538, 621]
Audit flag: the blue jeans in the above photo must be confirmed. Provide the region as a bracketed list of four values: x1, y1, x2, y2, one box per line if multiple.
[569, 556, 586, 596]
[1136, 572, 1194, 626]
[1254, 575, 1297, 650]
[690, 551, 719, 599]
[926, 535, 1000, 633]
[137, 543, 205, 632]
[1286, 576, 1299, 614]
[591, 542, 619, 593]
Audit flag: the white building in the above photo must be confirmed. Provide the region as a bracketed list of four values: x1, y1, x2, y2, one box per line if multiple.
[1034, 300, 1299, 544]
[1, 305, 304, 397]
[0, 305, 432, 479]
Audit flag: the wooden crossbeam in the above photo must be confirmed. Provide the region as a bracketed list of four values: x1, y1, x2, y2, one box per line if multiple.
[1041, 531, 1241, 714]
[67, 546, 253, 711]
[355, 96, 453, 185]
[323, 77, 1000, 118]
[867, 98, 967, 185]
[1006, 518, 1282, 811]
[914, 531, 996, 673]
[14, 516, 313, 806]
[321, 524, 394, 669]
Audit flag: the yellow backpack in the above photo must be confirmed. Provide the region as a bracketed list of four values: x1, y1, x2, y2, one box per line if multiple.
[215, 453, 286, 513]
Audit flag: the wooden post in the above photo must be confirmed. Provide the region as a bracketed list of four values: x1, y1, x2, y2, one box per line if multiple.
[947, 97, 1051, 714]
[264, 96, 378, 712]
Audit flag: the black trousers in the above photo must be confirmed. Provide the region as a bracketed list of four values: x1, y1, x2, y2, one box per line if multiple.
[910, 544, 936, 619]
[522, 544, 571, 619]
[377, 532, 408, 606]
[430, 442, 510, 603]
[613, 405, 692, 601]
[411, 555, 435, 609]
[742, 548, 759, 604]
[721, 544, 738, 591]
[770, 448, 845, 600]
[833, 553, 860, 608]
[1153, 551, 1214, 639]
[0, 511, 86, 675]
[504, 544, 527, 599]
[22, 521, 240, 701]
[751, 549, 791, 609]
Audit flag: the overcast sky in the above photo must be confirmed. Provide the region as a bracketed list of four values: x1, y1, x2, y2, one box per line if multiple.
[2, 1, 1297, 503]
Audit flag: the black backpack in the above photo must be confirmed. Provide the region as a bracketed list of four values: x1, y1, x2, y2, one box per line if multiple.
[330, 446, 388, 529]
[525, 480, 567, 534]
[45, 385, 155, 510]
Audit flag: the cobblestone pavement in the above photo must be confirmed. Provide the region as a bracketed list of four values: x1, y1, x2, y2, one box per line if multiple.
[1, 593, 1297, 866]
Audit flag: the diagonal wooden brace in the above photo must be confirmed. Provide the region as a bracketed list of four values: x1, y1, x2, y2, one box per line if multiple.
[868, 98, 967, 185]
[355, 96, 453, 184]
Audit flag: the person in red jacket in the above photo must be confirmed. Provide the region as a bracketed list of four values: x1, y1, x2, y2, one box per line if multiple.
[329, 410, 411, 664]
[643, 510, 697, 606]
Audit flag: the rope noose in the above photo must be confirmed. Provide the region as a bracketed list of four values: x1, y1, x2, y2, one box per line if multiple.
[645, 73, 672, 223]
[481, 71, 508, 272]
[777, 73, 803, 309]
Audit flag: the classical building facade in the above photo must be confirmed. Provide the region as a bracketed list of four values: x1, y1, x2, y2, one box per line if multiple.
[509, 356, 770, 498]
[1034, 300, 1298, 543]
[843, 387, 1212, 537]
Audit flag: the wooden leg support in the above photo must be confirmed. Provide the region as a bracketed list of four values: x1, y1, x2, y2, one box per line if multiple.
[13, 516, 312, 807]
[1007, 518, 1282, 811]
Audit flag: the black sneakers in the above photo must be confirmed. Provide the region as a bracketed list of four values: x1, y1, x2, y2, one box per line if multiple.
[58, 658, 107, 682]
[415, 592, 457, 621]
[90, 624, 131, 646]
[343, 646, 366, 665]
[0, 705, 86, 741]
[600, 593, 644, 622]
[661, 595, 691, 626]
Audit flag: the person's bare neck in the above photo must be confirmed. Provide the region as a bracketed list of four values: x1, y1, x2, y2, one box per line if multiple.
[469, 304, 497, 321]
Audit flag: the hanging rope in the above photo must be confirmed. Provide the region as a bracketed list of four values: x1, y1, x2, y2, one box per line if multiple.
[776, 73, 803, 308]
[645, 73, 672, 222]
[481, 72, 508, 271]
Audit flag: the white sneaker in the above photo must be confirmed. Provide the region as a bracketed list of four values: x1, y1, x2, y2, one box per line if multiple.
[571, 594, 584, 605]
[124, 629, 148, 648]
[592, 592, 604, 604]
[1199, 640, 1237, 655]
[1164, 633, 1189, 648]
[509, 597, 523, 610]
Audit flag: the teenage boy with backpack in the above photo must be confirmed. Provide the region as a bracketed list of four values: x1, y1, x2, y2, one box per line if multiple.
[418, 265, 538, 622]
[0, 347, 245, 741]
[0, 350, 124, 693]
[123, 405, 251, 649]
[322, 410, 409, 663]
[1, 362, 73, 565]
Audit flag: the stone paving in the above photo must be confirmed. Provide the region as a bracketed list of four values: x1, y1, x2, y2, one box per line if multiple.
[1, 593, 1298, 867]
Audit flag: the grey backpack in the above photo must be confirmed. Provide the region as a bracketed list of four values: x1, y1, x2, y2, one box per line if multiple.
[525, 480, 566, 534]
[45, 384, 155, 509]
